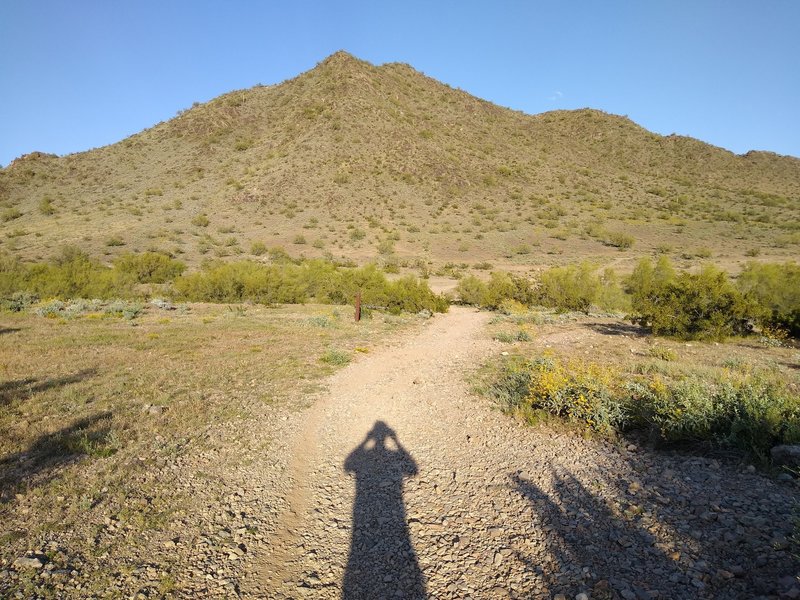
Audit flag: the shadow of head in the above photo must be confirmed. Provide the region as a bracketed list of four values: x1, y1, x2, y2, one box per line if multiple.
[363, 420, 397, 449]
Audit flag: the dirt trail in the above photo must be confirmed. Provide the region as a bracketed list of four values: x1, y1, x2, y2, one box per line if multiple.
[244, 307, 796, 600]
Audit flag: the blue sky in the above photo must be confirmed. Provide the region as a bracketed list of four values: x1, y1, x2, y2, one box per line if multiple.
[1, 1, 799, 166]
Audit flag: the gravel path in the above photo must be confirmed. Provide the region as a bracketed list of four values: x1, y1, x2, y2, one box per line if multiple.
[243, 307, 799, 599]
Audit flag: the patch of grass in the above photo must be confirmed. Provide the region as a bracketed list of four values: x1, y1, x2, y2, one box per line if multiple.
[319, 348, 351, 365]
[494, 330, 532, 343]
[646, 346, 678, 361]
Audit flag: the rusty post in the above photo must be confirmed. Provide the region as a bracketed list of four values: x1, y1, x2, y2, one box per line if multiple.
[354, 290, 362, 322]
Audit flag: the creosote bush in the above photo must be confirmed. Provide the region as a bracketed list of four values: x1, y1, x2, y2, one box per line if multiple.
[628, 257, 759, 340]
[737, 261, 800, 336]
[0, 249, 446, 315]
[113, 252, 186, 283]
[172, 260, 449, 313]
[456, 263, 627, 313]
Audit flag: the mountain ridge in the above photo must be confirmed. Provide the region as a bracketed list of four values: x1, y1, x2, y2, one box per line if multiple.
[1, 51, 798, 272]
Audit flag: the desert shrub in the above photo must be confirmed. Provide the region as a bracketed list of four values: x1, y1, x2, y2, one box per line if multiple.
[627, 373, 800, 459]
[494, 330, 532, 343]
[488, 355, 800, 459]
[491, 356, 626, 434]
[595, 268, 630, 312]
[305, 315, 336, 328]
[536, 262, 599, 313]
[646, 346, 678, 361]
[4, 247, 135, 300]
[3, 291, 38, 312]
[1, 208, 22, 222]
[498, 299, 529, 315]
[191, 214, 210, 227]
[483, 272, 536, 309]
[104, 300, 145, 320]
[250, 241, 267, 256]
[39, 197, 55, 215]
[268, 246, 294, 264]
[34, 299, 66, 318]
[737, 261, 800, 336]
[603, 231, 635, 249]
[113, 252, 186, 284]
[172, 261, 308, 304]
[320, 348, 351, 365]
[386, 275, 449, 313]
[377, 238, 395, 255]
[456, 275, 488, 306]
[628, 258, 758, 340]
[349, 228, 366, 241]
[172, 259, 448, 314]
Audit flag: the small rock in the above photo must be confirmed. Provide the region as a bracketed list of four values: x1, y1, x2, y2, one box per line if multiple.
[777, 472, 794, 482]
[626, 444, 638, 452]
[576, 594, 589, 600]
[14, 556, 44, 569]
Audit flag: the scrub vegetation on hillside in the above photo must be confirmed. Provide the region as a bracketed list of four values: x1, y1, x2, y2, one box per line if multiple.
[1, 52, 798, 274]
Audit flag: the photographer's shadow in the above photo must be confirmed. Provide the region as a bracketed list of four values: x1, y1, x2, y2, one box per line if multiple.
[343, 421, 426, 599]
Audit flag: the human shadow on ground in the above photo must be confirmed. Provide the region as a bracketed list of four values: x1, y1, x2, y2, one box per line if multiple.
[0, 411, 113, 498]
[513, 469, 681, 598]
[343, 421, 426, 600]
[0, 368, 96, 407]
[512, 463, 795, 599]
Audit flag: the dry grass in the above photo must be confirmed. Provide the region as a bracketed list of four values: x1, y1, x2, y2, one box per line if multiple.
[485, 309, 799, 401]
[0, 303, 419, 594]
[0, 52, 798, 276]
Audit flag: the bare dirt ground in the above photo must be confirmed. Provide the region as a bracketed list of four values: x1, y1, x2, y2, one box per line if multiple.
[242, 307, 799, 600]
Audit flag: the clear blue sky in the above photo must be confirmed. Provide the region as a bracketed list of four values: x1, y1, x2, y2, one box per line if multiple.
[1, 0, 799, 166]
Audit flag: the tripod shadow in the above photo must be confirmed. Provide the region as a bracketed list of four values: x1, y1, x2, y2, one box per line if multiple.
[343, 421, 426, 599]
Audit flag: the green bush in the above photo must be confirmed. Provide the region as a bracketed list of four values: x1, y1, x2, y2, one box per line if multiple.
[0, 247, 135, 301]
[494, 330, 532, 343]
[484, 272, 536, 309]
[113, 252, 186, 284]
[628, 257, 758, 340]
[737, 261, 800, 336]
[536, 262, 599, 313]
[191, 214, 210, 227]
[603, 231, 635, 249]
[1, 208, 22, 222]
[320, 348, 351, 366]
[171, 259, 448, 314]
[455, 275, 487, 306]
[488, 354, 800, 459]
[627, 373, 799, 459]
[39, 197, 56, 215]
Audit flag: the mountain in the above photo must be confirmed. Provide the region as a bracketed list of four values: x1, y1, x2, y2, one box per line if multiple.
[1, 51, 799, 273]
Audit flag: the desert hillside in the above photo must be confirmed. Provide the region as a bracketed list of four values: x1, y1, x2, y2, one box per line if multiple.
[1, 51, 799, 272]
